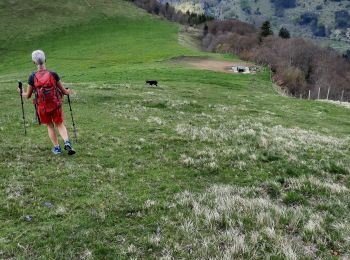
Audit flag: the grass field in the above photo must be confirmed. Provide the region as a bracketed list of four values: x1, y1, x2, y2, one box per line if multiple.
[1, 0, 350, 258]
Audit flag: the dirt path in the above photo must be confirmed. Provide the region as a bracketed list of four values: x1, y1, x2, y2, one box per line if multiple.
[169, 56, 255, 74]
[178, 26, 202, 51]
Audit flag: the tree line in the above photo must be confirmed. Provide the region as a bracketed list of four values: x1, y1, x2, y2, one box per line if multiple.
[129, 0, 213, 25]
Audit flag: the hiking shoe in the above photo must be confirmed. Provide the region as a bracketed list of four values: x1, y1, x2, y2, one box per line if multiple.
[52, 146, 61, 155]
[64, 140, 76, 156]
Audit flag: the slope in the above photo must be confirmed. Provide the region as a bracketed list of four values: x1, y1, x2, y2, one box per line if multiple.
[0, 0, 350, 258]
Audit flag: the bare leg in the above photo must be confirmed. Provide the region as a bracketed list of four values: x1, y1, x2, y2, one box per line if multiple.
[47, 123, 59, 146]
[56, 122, 75, 155]
[56, 122, 69, 141]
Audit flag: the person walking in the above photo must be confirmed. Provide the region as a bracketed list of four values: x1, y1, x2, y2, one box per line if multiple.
[20, 50, 76, 155]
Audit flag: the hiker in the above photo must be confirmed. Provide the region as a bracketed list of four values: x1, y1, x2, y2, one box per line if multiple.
[19, 50, 76, 155]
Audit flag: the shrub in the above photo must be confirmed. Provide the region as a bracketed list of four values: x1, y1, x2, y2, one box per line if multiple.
[280, 67, 307, 95]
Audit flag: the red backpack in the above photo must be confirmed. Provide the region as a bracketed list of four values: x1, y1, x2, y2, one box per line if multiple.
[34, 70, 62, 113]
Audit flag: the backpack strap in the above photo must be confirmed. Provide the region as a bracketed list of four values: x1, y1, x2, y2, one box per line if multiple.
[34, 69, 47, 90]
[48, 70, 63, 102]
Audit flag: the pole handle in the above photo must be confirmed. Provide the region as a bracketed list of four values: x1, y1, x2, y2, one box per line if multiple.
[18, 81, 23, 94]
[17, 80, 26, 135]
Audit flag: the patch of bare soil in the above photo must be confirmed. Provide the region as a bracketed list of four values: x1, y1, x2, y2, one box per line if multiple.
[169, 56, 255, 74]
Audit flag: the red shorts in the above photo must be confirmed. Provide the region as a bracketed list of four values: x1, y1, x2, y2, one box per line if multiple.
[38, 106, 64, 125]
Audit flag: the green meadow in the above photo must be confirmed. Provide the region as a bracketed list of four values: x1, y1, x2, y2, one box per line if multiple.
[0, 0, 350, 258]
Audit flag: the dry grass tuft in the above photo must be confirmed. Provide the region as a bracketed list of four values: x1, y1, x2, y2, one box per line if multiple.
[163, 184, 350, 258]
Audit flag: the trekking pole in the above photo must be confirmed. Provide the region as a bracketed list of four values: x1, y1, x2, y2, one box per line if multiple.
[18, 81, 27, 135]
[66, 88, 78, 142]
[33, 91, 41, 125]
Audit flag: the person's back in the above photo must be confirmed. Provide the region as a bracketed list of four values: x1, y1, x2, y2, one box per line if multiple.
[20, 50, 76, 155]
[32, 69, 62, 114]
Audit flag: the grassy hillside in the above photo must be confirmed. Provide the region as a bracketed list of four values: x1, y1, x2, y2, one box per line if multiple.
[1, 0, 350, 258]
[0, 0, 141, 52]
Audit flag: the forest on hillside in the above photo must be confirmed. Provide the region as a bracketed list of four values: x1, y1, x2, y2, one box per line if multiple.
[159, 0, 350, 53]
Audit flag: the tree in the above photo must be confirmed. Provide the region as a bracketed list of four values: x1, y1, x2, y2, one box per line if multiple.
[260, 21, 273, 38]
[343, 49, 350, 61]
[165, 2, 170, 12]
[203, 24, 209, 36]
[279, 27, 290, 39]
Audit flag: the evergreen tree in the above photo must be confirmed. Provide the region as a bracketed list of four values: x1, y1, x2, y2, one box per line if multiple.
[165, 2, 169, 12]
[343, 49, 350, 61]
[279, 27, 290, 39]
[203, 23, 209, 36]
[260, 21, 273, 38]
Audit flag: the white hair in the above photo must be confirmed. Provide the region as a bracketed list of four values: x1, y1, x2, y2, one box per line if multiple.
[32, 50, 46, 65]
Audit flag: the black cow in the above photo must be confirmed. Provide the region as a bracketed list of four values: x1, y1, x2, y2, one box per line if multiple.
[146, 80, 158, 87]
